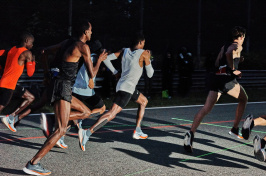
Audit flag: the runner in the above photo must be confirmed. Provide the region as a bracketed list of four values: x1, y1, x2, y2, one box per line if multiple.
[40, 40, 119, 148]
[242, 114, 266, 162]
[0, 32, 36, 132]
[79, 32, 154, 151]
[184, 26, 247, 153]
[23, 19, 107, 175]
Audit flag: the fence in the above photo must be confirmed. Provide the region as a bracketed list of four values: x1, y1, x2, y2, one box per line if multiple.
[18, 69, 266, 95]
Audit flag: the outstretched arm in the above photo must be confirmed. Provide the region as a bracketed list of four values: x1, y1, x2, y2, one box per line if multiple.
[41, 39, 68, 55]
[103, 49, 123, 75]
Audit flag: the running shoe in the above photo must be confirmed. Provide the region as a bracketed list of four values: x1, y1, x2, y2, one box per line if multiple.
[133, 130, 148, 139]
[253, 135, 266, 162]
[56, 136, 68, 149]
[229, 127, 243, 139]
[184, 131, 194, 153]
[78, 129, 90, 151]
[40, 113, 54, 138]
[77, 119, 82, 129]
[241, 114, 254, 140]
[23, 161, 51, 175]
[1, 115, 16, 132]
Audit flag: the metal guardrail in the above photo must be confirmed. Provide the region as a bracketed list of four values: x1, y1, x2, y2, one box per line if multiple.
[18, 69, 266, 94]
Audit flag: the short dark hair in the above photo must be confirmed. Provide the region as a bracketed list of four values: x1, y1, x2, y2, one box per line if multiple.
[90, 40, 103, 54]
[231, 26, 246, 40]
[74, 19, 91, 37]
[130, 32, 145, 48]
[20, 32, 34, 43]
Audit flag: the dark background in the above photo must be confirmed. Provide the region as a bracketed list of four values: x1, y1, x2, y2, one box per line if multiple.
[0, 0, 265, 69]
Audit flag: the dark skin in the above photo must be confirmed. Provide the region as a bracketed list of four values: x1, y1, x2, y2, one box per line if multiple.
[0, 36, 35, 119]
[30, 23, 107, 164]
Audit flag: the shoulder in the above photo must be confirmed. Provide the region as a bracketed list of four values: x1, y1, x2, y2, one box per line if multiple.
[21, 50, 32, 57]
[226, 43, 238, 54]
[79, 42, 90, 51]
[141, 50, 150, 57]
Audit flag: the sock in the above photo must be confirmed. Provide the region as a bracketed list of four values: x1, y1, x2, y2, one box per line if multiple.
[8, 114, 15, 121]
[190, 131, 194, 143]
[250, 120, 254, 130]
[231, 127, 239, 134]
[86, 129, 92, 137]
[14, 115, 19, 123]
[261, 138, 266, 149]
[136, 127, 142, 133]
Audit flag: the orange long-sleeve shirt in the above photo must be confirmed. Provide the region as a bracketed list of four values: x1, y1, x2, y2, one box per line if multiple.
[0, 46, 28, 90]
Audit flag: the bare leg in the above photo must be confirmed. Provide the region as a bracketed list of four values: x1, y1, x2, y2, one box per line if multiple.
[0, 105, 5, 113]
[11, 90, 35, 120]
[17, 88, 49, 121]
[89, 103, 122, 133]
[135, 93, 148, 127]
[227, 84, 248, 128]
[30, 100, 70, 164]
[254, 116, 266, 126]
[69, 96, 92, 121]
[190, 91, 221, 133]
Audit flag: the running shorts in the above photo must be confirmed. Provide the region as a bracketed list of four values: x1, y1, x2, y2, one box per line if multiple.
[72, 93, 104, 110]
[113, 89, 140, 108]
[209, 74, 238, 94]
[50, 79, 72, 104]
[0, 85, 26, 106]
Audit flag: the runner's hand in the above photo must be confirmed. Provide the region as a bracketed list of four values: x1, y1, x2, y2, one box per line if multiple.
[233, 70, 242, 78]
[99, 49, 108, 62]
[88, 78, 94, 89]
[114, 72, 121, 81]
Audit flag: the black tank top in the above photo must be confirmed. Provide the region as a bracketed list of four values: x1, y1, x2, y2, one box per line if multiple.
[218, 42, 239, 77]
[51, 38, 77, 69]
[58, 61, 79, 84]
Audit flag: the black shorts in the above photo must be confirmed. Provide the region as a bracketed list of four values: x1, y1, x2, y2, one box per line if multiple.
[113, 89, 140, 109]
[51, 79, 72, 104]
[72, 93, 104, 110]
[0, 85, 26, 106]
[209, 74, 238, 94]
[13, 85, 26, 98]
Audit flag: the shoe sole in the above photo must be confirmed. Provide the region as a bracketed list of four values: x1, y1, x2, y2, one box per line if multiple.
[23, 167, 51, 175]
[40, 113, 49, 138]
[133, 133, 148, 139]
[55, 141, 68, 149]
[229, 131, 243, 139]
[1, 117, 16, 132]
[78, 129, 85, 151]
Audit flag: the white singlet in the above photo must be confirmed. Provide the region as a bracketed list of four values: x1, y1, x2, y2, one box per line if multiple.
[116, 48, 144, 94]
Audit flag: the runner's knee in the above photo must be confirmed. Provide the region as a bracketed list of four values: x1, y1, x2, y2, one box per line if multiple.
[58, 126, 68, 136]
[141, 97, 148, 107]
[25, 92, 35, 103]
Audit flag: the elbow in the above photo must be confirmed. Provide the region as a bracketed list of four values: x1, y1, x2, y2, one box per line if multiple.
[27, 71, 34, 77]
[26, 62, 36, 77]
[147, 72, 154, 78]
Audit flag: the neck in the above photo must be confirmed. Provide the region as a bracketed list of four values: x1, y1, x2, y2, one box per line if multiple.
[79, 36, 87, 43]
[17, 44, 25, 48]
